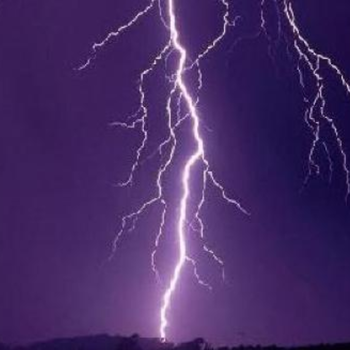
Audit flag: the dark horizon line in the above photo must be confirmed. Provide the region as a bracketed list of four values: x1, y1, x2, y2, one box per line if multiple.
[2, 332, 350, 350]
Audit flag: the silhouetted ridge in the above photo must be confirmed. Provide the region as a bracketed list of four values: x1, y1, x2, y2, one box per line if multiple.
[2, 334, 350, 350]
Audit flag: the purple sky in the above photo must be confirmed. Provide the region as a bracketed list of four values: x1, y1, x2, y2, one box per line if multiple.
[0, 0, 350, 347]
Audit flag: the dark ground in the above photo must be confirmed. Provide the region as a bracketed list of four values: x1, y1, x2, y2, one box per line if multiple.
[1, 334, 349, 350]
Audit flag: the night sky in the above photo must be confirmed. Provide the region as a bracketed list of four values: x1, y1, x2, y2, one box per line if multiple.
[0, 0, 350, 347]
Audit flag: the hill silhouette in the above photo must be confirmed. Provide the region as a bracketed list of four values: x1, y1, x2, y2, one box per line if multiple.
[1, 334, 349, 350]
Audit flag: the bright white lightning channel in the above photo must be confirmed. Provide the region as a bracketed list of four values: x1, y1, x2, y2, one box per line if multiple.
[160, 0, 209, 338]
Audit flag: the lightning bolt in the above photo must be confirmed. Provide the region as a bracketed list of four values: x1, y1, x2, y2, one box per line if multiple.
[160, 0, 249, 339]
[259, 0, 350, 200]
[78, 0, 246, 340]
[159, 1, 207, 337]
[257, 0, 350, 200]
[77, 0, 350, 342]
